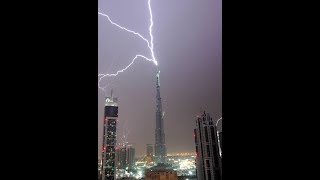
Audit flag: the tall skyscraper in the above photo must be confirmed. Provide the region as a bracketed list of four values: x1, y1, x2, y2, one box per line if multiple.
[154, 71, 167, 164]
[194, 111, 222, 180]
[146, 144, 153, 164]
[101, 93, 118, 180]
[127, 145, 135, 172]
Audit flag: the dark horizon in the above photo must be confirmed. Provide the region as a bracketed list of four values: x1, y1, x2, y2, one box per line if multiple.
[98, 0, 221, 156]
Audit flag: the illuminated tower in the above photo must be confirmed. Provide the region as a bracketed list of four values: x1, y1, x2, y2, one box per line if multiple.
[101, 91, 118, 180]
[194, 111, 222, 180]
[154, 70, 167, 164]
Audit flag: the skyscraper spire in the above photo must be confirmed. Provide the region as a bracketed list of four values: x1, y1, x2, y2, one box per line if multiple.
[155, 70, 167, 164]
[156, 70, 160, 86]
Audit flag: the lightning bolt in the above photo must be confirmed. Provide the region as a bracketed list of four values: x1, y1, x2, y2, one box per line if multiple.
[120, 120, 130, 146]
[98, 54, 153, 90]
[98, 0, 157, 91]
[148, 0, 157, 66]
[98, 11, 150, 48]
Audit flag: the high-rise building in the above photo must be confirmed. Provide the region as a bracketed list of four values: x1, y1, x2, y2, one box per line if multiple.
[101, 93, 118, 180]
[115, 146, 120, 169]
[155, 71, 167, 164]
[194, 111, 222, 180]
[146, 144, 153, 164]
[119, 146, 127, 169]
[127, 145, 135, 172]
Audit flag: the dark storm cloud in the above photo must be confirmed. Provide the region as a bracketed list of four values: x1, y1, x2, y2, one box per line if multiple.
[98, 0, 221, 156]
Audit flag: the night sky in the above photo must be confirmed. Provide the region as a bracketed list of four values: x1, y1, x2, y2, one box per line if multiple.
[98, 0, 221, 156]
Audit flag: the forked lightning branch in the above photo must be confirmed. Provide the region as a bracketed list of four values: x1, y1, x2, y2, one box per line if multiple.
[98, 0, 158, 91]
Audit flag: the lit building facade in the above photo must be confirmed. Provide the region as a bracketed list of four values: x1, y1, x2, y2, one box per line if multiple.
[101, 95, 118, 180]
[194, 111, 222, 180]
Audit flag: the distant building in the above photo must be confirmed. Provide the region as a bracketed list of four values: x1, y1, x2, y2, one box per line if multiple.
[145, 163, 178, 180]
[119, 146, 127, 169]
[194, 111, 222, 180]
[146, 144, 153, 164]
[115, 147, 120, 168]
[101, 93, 118, 180]
[127, 146, 135, 172]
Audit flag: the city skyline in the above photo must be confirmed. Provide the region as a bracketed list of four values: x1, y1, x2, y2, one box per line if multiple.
[98, 0, 222, 156]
